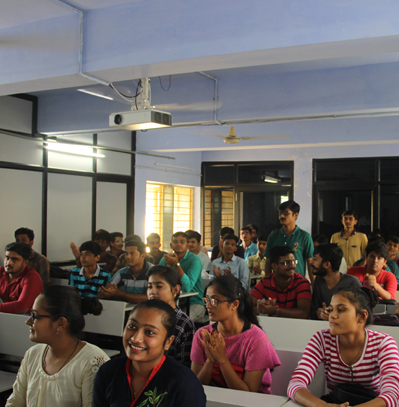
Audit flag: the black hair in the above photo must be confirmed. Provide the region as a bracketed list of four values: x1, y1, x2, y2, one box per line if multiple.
[368, 232, 385, 244]
[333, 287, 378, 326]
[279, 200, 300, 214]
[223, 234, 239, 244]
[126, 234, 143, 242]
[146, 233, 161, 241]
[40, 286, 102, 336]
[5, 242, 31, 260]
[365, 241, 389, 260]
[257, 234, 268, 243]
[387, 235, 399, 245]
[79, 241, 102, 257]
[171, 231, 188, 241]
[130, 299, 176, 341]
[312, 234, 329, 245]
[186, 230, 201, 243]
[240, 226, 252, 234]
[269, 245, 294, 266]
[125, 239, 146, 255]
[313, 243, 343, 272]
[147, 265, 181, 300]
[342, 209, 358, 220]
[220, 227, 234, 237]
[247, 224, 259, 233]
[14, 227, 34, 241]
[205, 275, 259, 327]
[94, 229, 111, 244]
[110, 232, 123, 242]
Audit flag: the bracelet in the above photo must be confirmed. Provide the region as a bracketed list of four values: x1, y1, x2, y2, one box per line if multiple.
[176, 262, 180, 267]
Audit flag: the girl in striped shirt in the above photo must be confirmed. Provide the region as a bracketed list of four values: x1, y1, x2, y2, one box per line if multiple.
[288, 287, 399, 407]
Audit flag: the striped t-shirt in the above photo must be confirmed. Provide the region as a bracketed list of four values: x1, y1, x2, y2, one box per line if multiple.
[250, 272, 311, 308]
[69, 265, 111, 297]
[111, 262, 153, 294]
[288, 329, 399, 407]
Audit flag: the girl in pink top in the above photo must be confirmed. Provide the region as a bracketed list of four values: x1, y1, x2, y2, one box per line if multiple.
[191, 275, 280, 393]
[288, 288, 399, 407]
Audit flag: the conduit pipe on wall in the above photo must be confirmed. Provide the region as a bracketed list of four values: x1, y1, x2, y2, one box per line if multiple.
[197, 71, 222, 126]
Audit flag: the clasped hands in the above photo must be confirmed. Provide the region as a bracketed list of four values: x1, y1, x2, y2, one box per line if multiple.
[163, 252, 179, 267]
[212, 265, 232, 277]
[257, 297, 277, 316]
[200, 329, 228, 365]
[99, 282, 119, 298]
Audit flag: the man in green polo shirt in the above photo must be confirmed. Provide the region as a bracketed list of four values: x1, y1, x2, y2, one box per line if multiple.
[264, 200, 314, 282]
[159, 231, 204, 322]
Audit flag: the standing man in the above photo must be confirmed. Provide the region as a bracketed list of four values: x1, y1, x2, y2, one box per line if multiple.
[330, 209, 368, 268]
[146, 233, 167, 265]
[69, 241, 111, 297]
[186, 230, 211, 273]
[99, 239, 152, 303]
[159, 232, 204, 322]
[347, 241, 397, 300]
[264, 200, 314, 281]
[310, 243, 361, 320]
[250, 246, 312, 319]
[211, 234, 250, 289]
[0, 242, 43, 313]
[14, 227, 50, 286]
[240, 226, 258, 261]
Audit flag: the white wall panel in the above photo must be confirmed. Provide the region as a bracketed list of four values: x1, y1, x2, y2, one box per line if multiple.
[47, 173, 92, 261]
[96, 182, 127, 236]
[0, 133, 42, 166]
[0, 168, 42, 262]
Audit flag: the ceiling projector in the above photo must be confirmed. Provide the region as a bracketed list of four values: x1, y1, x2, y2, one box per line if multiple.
[109, 109, 172, 131]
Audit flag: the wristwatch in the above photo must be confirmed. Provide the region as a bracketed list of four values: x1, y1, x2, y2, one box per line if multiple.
[176, 262, 180, 267]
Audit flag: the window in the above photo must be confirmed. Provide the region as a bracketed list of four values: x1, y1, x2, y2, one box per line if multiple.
[145, 183, 193, 250]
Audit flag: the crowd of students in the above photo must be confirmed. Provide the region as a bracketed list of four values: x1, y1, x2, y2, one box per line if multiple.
[2, 199, 399, 406]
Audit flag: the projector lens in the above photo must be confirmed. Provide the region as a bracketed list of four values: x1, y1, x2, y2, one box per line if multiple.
[114, 114, 123, 125]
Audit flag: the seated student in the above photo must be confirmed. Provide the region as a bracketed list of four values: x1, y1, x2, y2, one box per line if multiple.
[147, 265, 195, 367]
[15, 227, 50, 286]
[0, 242, 43, 314]
[310, 243, 361, 320]
[93, 299, 206, 407]
[250, 246, 312, 319]
[347, 240, 397, 300]
[240, 226, 258, 261]
[186, 230, 211, 272]
[288, 288, 399, 407]
[93, 229, 117, 273]
[146, 232, 167, 265]
[313, 234, 348, 275]
[99, 239, 152, 303]
[247, 223, 259, 244]
[387, 235, 399, 267]
[112, 234, 155, 275]
[160, 232, 204, 322]
[211, 234, 250, 289]
[69, 241, 111, 297]
[191, 275, 280, 393]
[211, 227, 245, 261]
[107, 232, 124, 258]
[247, 234, 268, 279]
[6, 286, 109, 407]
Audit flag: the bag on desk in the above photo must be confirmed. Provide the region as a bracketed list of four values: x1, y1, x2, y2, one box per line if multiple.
[321, 383, 379, 406]
[372, 313, 399, 326]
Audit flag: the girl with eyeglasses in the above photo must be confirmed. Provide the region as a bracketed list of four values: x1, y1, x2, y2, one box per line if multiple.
[190, 275, 280, 393]
[288, 288, 399, 407]
[93, 299, 206, 407]
[146, 265, 196, 367]
[6, 286, 109, 407]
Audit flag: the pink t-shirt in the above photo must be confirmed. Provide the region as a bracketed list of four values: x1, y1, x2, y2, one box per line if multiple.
[190, 323, 280, 393]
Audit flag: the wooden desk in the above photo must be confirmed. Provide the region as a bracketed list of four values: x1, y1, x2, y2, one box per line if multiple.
[177, 291, 199, 315]
[0, 370, 16, 393]
[204, 385, 290, 407]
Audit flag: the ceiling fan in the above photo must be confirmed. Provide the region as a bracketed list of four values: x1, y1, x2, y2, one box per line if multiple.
[208, 125, 292, 144]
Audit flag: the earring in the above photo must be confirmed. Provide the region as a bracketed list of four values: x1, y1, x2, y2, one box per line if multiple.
[56, 328, 59, 334]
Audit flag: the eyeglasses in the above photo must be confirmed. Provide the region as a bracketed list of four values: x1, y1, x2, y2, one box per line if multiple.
[29, 312, 51, 322]
[278, 260, 298, 266]
[279, 211, 293, 216]
[202, 297, 230, 307]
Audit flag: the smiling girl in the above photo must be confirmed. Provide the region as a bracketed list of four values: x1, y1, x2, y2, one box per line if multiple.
[191, 275, 280, 393]
[93, 299, 206, 407]
[6, 286, 109, 407]
[147, 265, 195, 367]
[288, 287, 399, 407]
